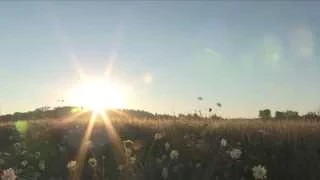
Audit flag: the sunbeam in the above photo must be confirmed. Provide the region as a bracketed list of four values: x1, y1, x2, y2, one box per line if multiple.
[72, 112, 97, 180]
[52, 110, 86, 128]
[101, 111, 126, 164]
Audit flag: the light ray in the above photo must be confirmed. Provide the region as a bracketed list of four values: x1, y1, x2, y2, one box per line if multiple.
[72, 112, 97, 180]
[100, 111, 126, 164]
[48, 7, 87, 82]
[53, 111, 86, 128]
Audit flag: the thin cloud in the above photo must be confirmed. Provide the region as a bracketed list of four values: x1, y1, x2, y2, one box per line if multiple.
[204, 48, 223, 58]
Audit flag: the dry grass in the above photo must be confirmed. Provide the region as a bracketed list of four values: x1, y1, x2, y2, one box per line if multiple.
[1, 117, 320, 179]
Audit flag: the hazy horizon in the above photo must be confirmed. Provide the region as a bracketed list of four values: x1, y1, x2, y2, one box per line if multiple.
[1, 2, 320, 118]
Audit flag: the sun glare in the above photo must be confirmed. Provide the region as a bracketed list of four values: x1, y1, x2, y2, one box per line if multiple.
[69, 78, 129, 113]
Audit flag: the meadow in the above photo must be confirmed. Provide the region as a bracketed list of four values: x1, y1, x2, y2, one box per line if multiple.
[1, 114, 320, 180]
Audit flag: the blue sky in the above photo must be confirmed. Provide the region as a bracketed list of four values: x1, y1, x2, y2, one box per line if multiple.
[1, 2, 320, 118]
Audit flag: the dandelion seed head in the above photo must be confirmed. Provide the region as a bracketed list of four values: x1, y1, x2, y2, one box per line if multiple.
[154, 132, 164, 140]
[220, 138, 227, 148]
[229, 148, 242, 160]
[252, 164, 267, 180]
[164, 142, 170, 151]
[20, 160, 28, 167]
[170, 150, 179, 160]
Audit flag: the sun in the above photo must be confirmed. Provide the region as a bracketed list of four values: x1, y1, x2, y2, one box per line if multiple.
[68, 78, 129, 113]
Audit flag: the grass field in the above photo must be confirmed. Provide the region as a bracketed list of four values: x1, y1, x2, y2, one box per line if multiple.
[1, 115, 320, 180]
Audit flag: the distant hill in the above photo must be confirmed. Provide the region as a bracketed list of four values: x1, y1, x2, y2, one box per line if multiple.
[0, 106, 176, 122]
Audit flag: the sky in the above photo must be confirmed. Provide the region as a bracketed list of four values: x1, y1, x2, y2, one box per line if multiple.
[1, 2, 320, 118]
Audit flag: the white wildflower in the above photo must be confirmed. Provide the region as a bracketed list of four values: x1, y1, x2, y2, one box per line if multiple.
[21, 160, 28, 167]
[195, 163, 201, 168]
[88, 158, 97, 168]
[170, 150, 179, 160]
[38, 160, 45, 171]
[252, 165, 267, 180]
[220, 138, 227, 148]
[13, 143, 21, 149]
[164, 142, 170, 151]
[34, 152, 40, 159]
[154, 132, 164, 140]
[3, 152, 10, 156]
[129, 156, 136, 165]
[161, 167, 168, 179]
[125, 148, 132, 157]
[20, 150, 27, 156]
[1, 168, 16, 180]
[58, 145, 65, 152]
[67, 160, 77, 170]
[229, 148, 242, 160]
[123, 140, 134, 147]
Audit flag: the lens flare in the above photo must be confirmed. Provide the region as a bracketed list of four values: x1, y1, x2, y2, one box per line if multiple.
[68, 78, 129, 113]
[15, 120, 28, 134]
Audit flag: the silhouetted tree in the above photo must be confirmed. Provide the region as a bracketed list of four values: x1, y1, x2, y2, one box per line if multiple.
[274, 110, 299, 120]
[285, 110, 299, 119]
[275, 111, 285, 119]
[259, 109, 271, 119]
[303, 112, 318, 120]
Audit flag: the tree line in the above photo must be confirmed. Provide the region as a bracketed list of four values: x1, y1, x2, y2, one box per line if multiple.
[0, 106, 177, 122]
[259, 109, 320, 120]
